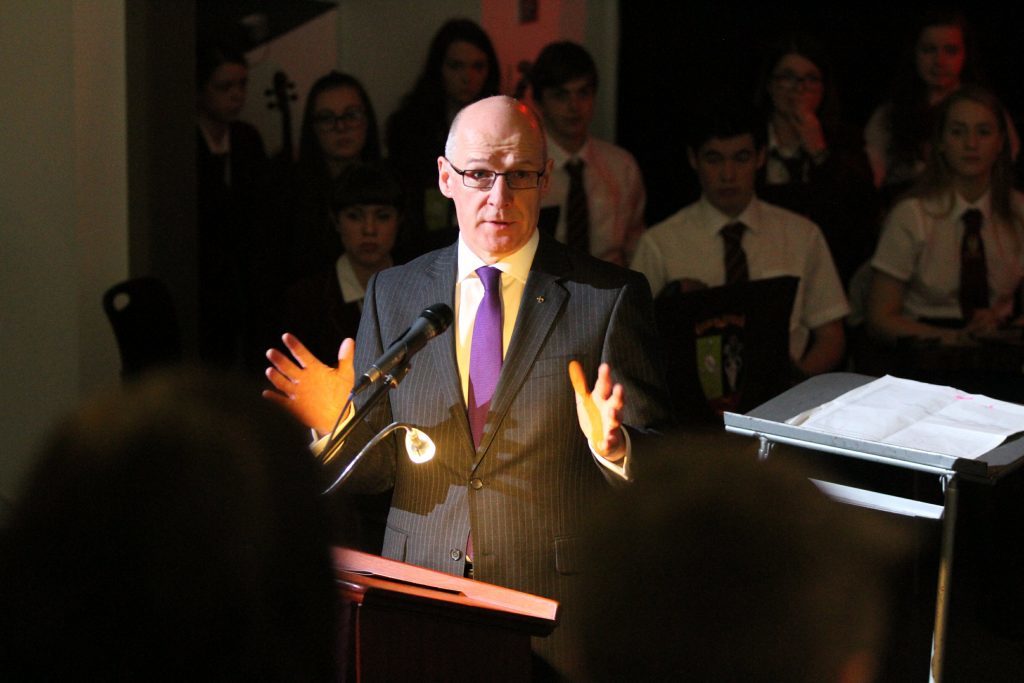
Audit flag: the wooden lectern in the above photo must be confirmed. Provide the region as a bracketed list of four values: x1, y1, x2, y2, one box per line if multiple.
[332, 547, 559, 682]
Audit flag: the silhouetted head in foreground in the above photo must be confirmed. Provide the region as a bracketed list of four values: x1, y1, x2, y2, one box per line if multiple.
[579, 435, 908, 683]
[0, 368, 340, 680]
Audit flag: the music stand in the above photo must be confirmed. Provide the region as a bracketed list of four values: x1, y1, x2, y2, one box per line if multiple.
[724, 372, 1024, 683]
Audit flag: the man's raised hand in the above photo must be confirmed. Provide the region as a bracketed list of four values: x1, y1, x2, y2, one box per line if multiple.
[264, 334, 355, 435]
[569, 360, 626, 461]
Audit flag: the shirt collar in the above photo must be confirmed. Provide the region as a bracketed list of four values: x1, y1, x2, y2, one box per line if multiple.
[766, 123, 801, 158]
[457, 228, 540, 284]
[546, 133, 592, 167]
[953, 190, 992, 221]
[198, 119, 231, 155]
[697, 195, 763, 235]
[336, 253, 364, 305]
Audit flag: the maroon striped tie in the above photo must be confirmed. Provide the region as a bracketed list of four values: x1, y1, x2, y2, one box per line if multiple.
[959, 209, 988, 321]
[720, 222, 749, 285]
[565, 159, 590, 253]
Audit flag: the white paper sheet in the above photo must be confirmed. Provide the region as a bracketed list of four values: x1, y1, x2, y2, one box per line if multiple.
[786, 375, 1024, 459]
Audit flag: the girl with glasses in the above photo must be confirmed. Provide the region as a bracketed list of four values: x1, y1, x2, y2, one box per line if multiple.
[280, 72, 383, 284]
[753, 32, 880, 288]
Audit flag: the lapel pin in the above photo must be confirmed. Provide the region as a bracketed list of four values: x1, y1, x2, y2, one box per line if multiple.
[536, 296, 545, 303]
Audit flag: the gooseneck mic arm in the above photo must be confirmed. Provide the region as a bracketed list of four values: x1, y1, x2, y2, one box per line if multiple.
[318, 360, 410, 469]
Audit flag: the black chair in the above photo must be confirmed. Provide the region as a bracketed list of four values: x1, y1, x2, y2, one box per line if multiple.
[654, 275, 798, 424]
[103, 276, 182, 378]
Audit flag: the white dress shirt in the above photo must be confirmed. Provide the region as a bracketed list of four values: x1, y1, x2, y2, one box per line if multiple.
[872, 190, 1024, 321]
[335, 253, 365, 307]
[631, 196, 849, 361]
[542, 135, 646, 266]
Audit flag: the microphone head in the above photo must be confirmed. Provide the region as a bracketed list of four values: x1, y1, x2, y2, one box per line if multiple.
[420, 303, 454, 339]
[351, 304, 454, 396]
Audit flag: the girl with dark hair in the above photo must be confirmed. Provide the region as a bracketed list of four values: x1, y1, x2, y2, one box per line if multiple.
[285, 71, 383, 282]
[284, 161, 404, 365]
[385, 18, 501, 256]
[754, 32, 879, 286]
[250, 72, 382, 373]
[282, 161, 407, 554]
[864, 11, 1019, 198]
[868, 85, 1024, 347]
[196, 43, 265, 166]
[298, 71, 382, 178]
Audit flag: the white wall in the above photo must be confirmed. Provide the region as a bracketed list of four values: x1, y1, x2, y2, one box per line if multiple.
[334, 0, 618, 150]
[0, 1, 127, 508]
[335, 0, 480, 155]
[73, 1, 130, 392]
[240, 8, 340, 158]
[482, 0, 620, 140]
[239, 1, 620, 158]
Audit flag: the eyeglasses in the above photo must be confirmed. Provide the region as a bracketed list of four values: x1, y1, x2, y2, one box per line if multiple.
[772, 71, 823, 89]
[312, 108, 367, 131]
[444, 158, 546, 189]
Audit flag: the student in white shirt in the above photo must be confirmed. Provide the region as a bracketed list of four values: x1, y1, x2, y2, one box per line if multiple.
[528, 41, 646, 266]
[868, 85, 1024, 346]
[631, 99, 848, 377]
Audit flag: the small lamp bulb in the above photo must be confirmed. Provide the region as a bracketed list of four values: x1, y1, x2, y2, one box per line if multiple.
[405, 427, 436, 464]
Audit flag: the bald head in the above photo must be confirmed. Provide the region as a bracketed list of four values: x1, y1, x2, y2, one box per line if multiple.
[445, 96, 547, 161]
[437, 95, 554, 262]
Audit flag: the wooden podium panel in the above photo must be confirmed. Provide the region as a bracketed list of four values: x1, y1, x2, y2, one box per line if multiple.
[333, 548, 559, 682]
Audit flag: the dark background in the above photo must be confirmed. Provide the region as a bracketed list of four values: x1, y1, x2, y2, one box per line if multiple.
[195, 2, 1024, 229]
[618, 1, 1024, 224]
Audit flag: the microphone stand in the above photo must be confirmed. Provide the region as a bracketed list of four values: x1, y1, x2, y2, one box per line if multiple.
[319, 361, 412, 492]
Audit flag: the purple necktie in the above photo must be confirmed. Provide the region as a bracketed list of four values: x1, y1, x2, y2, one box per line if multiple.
[465, 266, 502, 573]
[468, 266, 503, 447]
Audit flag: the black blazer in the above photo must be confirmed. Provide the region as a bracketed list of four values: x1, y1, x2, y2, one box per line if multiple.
[283, 268, 362, 366]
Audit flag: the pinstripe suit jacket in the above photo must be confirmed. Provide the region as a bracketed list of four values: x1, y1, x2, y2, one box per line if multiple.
[332, 233, 669, 675]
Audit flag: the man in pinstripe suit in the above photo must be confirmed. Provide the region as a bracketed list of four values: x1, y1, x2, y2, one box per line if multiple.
[266, 96, 668, 678]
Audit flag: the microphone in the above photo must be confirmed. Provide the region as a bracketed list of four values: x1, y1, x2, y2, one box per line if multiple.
[351, 303, 453, 395]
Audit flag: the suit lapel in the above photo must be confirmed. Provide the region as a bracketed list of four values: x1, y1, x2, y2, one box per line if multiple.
[421, 245, 477, 455]
[474, 236, 571, 464]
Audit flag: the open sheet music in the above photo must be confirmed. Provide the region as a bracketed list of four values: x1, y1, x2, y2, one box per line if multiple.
[786, 375, 1024, 459]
